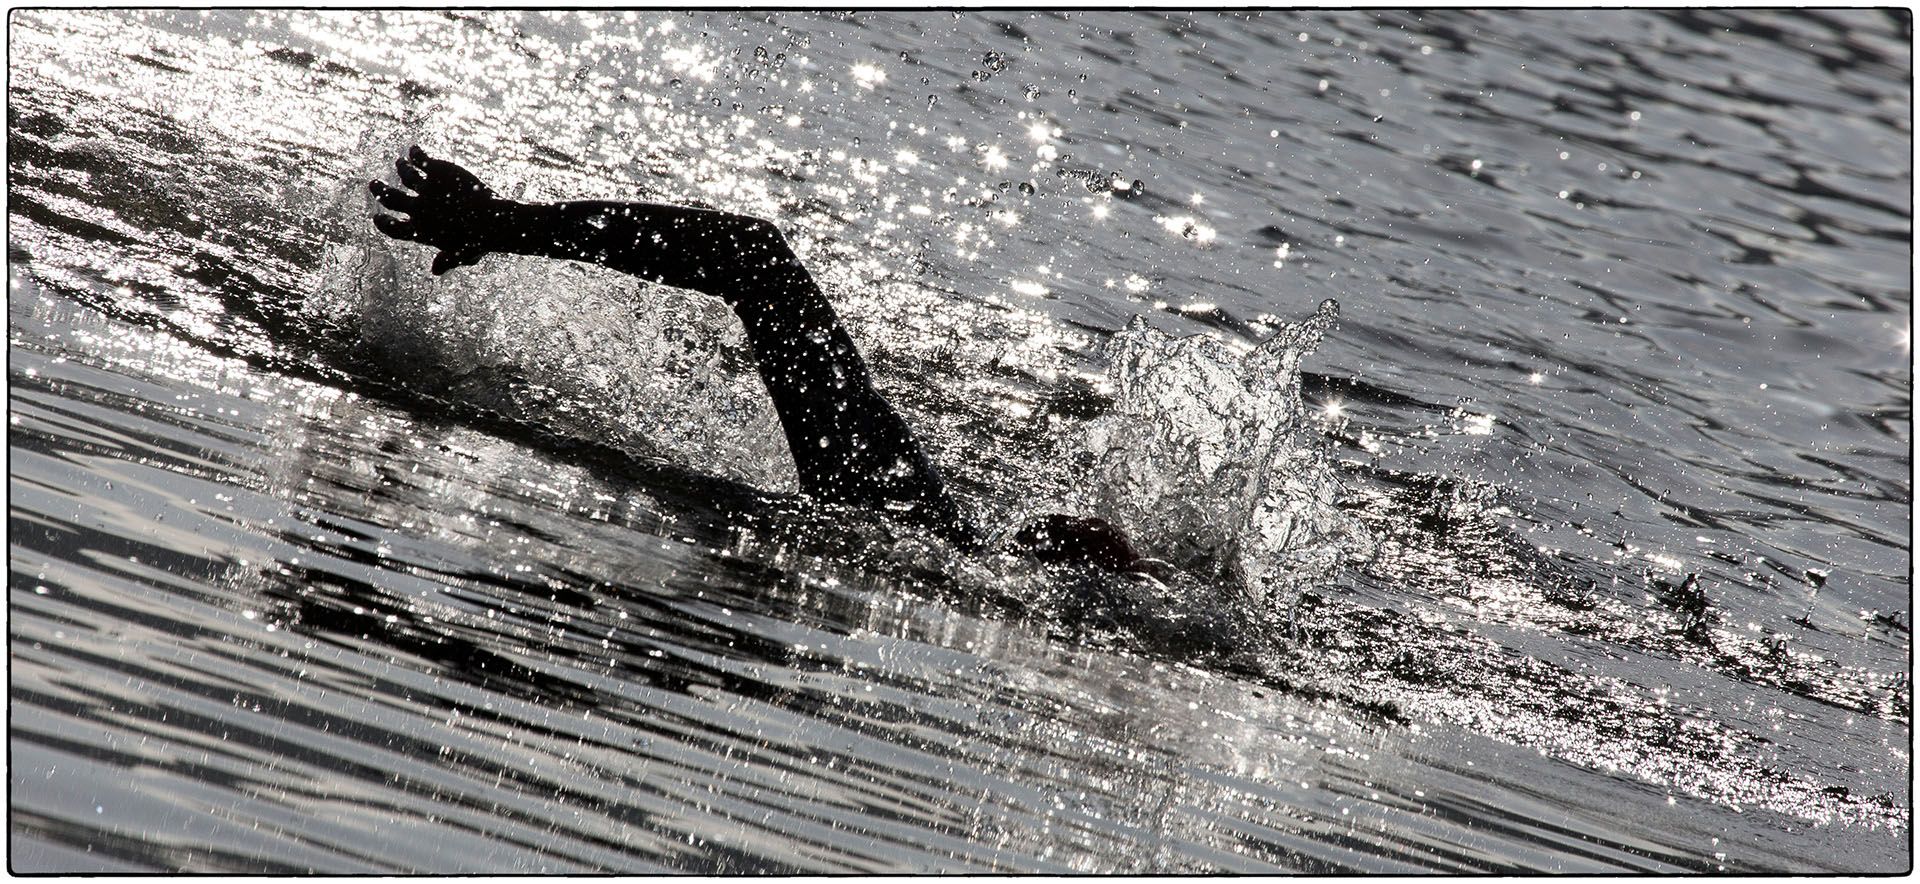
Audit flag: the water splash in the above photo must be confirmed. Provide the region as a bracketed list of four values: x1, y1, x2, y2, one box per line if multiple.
[311, 151, 797, 491]
[1075, 299, 1368, 602]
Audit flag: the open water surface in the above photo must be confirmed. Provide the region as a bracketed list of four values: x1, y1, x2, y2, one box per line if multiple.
[7, 9, 1912, 873]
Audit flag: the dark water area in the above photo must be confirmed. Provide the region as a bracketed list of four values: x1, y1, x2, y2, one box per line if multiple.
[7, 9, 1911, 873]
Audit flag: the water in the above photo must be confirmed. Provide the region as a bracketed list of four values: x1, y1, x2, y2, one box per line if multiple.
[8, 9, 1910, 873]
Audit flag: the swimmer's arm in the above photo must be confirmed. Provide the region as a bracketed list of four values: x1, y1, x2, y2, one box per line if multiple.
[369, 146, 801, 303]
[370, 148, 973, 537]
[477, 200, 812, 304]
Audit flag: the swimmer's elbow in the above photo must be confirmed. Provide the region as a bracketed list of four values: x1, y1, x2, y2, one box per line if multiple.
[730, 215, 805, 276]
[734, 213, 776, 233]
[733, 215, 787, 248]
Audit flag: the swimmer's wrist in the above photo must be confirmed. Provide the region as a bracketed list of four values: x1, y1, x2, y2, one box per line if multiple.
[470, 197, 544, 254]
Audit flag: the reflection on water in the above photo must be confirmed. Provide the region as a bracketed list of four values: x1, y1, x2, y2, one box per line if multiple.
[17, 291, 1873, 873]
[8, 8, 1911, 874]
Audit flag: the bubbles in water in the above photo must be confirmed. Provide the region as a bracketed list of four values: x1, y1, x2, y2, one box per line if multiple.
[1072, 300, 1366, 603]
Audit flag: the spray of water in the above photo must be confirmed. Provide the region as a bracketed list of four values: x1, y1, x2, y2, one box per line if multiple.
[1075, 299, 1369, 604]
[310, 147, 797, 491]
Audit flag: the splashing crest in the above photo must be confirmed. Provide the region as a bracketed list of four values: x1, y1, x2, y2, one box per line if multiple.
[1076, 299, 1365, 600]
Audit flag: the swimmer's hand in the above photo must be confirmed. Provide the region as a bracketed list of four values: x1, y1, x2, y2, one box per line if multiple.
[368, 146, 508, 276]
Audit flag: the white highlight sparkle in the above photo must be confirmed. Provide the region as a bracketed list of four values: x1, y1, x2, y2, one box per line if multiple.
[851, 63, 886, 89]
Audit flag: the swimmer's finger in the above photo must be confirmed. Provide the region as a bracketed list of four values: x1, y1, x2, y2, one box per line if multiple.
[372, 213, 419, 240]
[419, 160, 471, 190]
[410, 145, 457, 178]
[409, 146, 459, 183]
[395, 156, 429, 191]
[368, 179, 418, 212]
[416, 155, 488, 197]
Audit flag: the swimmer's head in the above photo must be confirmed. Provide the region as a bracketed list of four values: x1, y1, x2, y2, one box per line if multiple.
[1011, 514, 1148, 574]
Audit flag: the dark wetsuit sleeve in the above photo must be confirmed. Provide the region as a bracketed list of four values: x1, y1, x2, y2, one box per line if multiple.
[475, 200, 976, 544]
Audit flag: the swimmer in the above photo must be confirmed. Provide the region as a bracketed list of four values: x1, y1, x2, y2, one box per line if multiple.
[370, 147, 1147, 574]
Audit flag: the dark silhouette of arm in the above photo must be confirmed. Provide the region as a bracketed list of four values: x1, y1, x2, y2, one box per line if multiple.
[370, 147, 974, 543]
